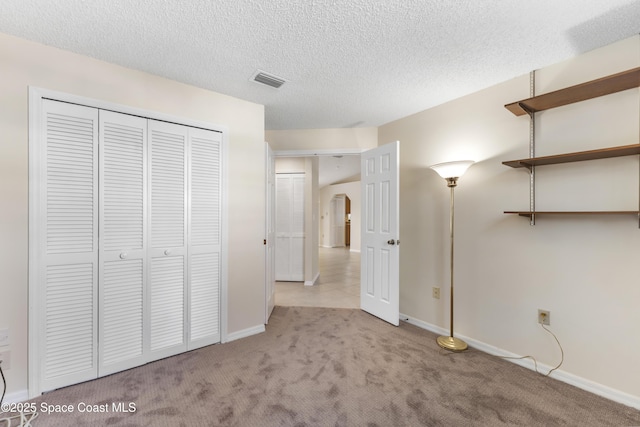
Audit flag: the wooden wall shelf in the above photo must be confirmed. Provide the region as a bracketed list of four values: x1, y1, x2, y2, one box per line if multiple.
[505, 211, 640, 218]
[503, 144, 640, 168]
[503, 67, 640, 226]
[505, 67, 640, 116]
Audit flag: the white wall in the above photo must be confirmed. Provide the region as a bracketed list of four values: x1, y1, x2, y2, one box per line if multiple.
[319, 182, 362, 252]
[0, 33, 265, 398]
[379, 35, 640, 401]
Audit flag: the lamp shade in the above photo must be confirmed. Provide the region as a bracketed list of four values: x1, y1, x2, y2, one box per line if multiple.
[429, 160, 475, 179]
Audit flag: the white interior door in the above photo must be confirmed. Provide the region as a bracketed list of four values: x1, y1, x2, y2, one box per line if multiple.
[360, 141, 400, 326]
[265, 143, 276, 322]
[330, 195, 346, 247]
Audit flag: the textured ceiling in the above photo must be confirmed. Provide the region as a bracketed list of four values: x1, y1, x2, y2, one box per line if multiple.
[1, 1, 640, 130]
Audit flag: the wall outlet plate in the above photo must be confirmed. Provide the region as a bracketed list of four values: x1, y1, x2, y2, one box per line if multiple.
[538, 309, 550, 325]
[0, 328, 9, 346]
[0, 349, 10, 370]
[432, 287, 440, 299]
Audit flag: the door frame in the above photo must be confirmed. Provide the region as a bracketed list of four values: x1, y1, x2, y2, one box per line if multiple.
[28, 87, 229, 397]
[268, 148, 366, 312]
[264, 143, 276, 323]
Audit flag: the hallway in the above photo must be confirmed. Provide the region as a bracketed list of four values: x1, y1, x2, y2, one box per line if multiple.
[275, 246, 359, 308]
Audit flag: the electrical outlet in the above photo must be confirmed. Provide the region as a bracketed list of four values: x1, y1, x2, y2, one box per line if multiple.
[432, 287, 440, 299]
[538, 309, 550, 325]
[0, 350, 10, 370]
[0, 328, 8, 346]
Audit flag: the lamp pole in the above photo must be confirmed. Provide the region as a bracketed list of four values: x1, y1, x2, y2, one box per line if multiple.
[428, 159, 475, 352]
[435, 177, 467, 351]
[449, 178, 456, 342]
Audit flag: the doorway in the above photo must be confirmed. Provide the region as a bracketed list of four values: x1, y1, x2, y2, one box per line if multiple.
[267, 142, 400, 326]
[268, 151, 362, 312]
[329, 194, 351, 248]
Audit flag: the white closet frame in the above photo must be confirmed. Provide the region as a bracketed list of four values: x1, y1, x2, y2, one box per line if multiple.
[27, 87, 229, 398]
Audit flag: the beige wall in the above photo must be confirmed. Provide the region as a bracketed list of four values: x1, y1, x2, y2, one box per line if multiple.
[266, 127, 378, 151]
[0, 33, 265, 397]
[380, 35, 640, 399]
[275, 157, 306, 173]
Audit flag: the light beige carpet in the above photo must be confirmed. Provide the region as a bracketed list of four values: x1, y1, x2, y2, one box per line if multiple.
[17, 306, 640, 426]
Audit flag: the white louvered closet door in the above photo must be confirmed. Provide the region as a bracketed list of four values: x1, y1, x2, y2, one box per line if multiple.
[148, 120, 188, 359]
[32, 94, 224, 396]
[39, 100, 99, 393]
[98, 111, 148, 376]
[275, 174, 305, 281]
[188, 127, 222, 348]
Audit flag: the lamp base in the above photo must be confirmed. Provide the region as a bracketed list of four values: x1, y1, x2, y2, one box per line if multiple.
[437, 335, 468, 352]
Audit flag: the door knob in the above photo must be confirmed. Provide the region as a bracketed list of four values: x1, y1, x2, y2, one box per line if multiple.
[164, 249, 172, 256]
[119, 252, 128, 259]
[387, 239, 396, 245]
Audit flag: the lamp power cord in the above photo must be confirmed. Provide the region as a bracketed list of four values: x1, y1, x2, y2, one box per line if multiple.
[0, 361, 5, 407]
[0, 361, 39, 427]
[501, 322, 564, 377]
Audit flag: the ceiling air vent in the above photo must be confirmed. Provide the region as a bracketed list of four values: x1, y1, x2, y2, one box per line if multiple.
[251, 70, 286, 89]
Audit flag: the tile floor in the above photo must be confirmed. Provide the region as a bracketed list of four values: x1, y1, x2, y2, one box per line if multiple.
[275, 246, 359, 308]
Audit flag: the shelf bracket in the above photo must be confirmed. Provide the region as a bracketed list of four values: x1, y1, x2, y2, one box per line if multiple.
[522, 105, 535, 119]
[529, 70, 536, 226]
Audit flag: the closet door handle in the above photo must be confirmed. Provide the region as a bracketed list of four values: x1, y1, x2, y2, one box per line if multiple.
[120, 252, 128, 259]
[164, 249, 172, 256]
[387, 239, 396, 245]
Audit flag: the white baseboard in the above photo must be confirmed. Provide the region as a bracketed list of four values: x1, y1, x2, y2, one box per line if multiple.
[349, 248, 361, 253]
[225, 324, 265, 343]
[2, 389, 29, 404]
[399, 313, 640, 410]
[304, 272, 320, 286]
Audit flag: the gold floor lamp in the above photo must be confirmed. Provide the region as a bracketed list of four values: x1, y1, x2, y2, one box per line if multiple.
[429, 160, 475, 352]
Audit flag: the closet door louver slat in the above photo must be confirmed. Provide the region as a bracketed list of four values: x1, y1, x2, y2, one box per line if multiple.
[102, 259, 144, 366]
[150, 256, 185, 350]
[191, 135, 220, 246]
